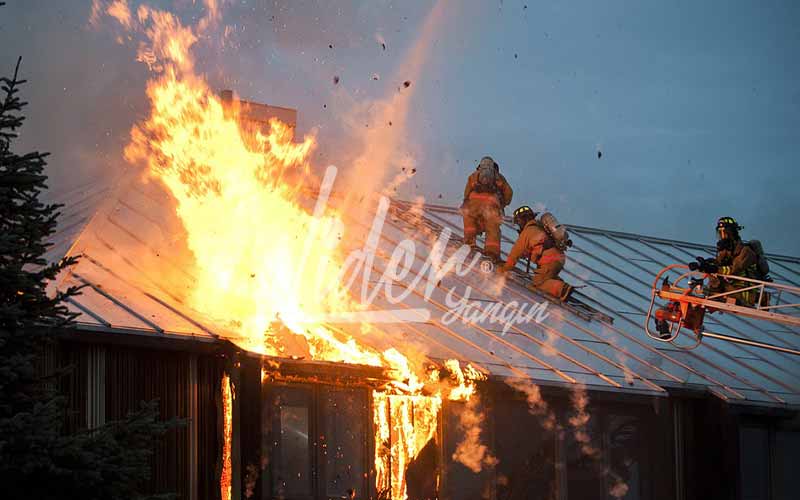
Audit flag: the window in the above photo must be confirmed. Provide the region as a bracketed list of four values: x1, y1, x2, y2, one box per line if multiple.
[773, 431, 800, 500]
[322, 388, 367, 498]
[494, 398, 557, 500]
[563, 409, 651, 500]
[267, 385, 314, 499]
[443, 399, 492, 500]
[738, 425, 800, 500]
[264, 384, 370, 500]
[605, 414, 644, 500]
[565, 413, 605, 500]
[739, 426, 770, 500]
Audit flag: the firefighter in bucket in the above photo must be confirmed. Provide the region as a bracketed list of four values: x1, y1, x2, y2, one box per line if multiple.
[688, 216, 770, 306]
[654, 216, 771, 339]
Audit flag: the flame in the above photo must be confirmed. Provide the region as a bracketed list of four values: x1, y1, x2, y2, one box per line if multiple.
[373, 392, 441, 500]
[443, 360, 496, 473]
[115, 5, 441, 498]
[90, 0, 130, 28]
[372, 360, 485, 499]
[221, 372, 233, 500]
[444, 359, 485, 401]
[119, 2, 409, 378]
[107, 0, 132, 28]
[95, 3, 482, 498]
[126, 72, 355, 357]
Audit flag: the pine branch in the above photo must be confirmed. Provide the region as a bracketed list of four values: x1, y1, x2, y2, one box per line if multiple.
[0, 52, 176, 500]
[0, 57, 25, 150]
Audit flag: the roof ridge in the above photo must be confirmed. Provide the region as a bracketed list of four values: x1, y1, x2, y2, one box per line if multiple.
[404, 200, 800, 264]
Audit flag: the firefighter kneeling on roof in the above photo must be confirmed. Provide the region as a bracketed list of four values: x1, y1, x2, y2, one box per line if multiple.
[688, 216, 771, 306]
[499, 205, 574, 302]
[461, 156, 513, 262]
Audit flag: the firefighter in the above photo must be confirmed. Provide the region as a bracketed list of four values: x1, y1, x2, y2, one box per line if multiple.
[500, 206, 574, 302]
[461, 156, 513, 262]
[688, 216, 765, 306]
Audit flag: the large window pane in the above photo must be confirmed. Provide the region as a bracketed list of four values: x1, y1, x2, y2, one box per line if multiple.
[269, 386, 313, 499]
[739, 426, 769, 500]
[772, 430, 800, 500]
[443, 399, 492, 500]
[606, 415, 643, 500]
[323, 388, 367, 498]
[565, 415, 605, 500]
[494, 398, 556, 500]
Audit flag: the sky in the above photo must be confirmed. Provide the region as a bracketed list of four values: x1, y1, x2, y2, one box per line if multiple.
[2, 0, 799, 254]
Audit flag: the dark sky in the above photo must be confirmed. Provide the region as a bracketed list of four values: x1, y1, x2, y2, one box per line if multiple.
[2, 0, 799, 254]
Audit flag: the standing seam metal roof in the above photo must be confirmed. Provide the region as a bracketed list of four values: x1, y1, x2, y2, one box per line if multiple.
[48, 180, 800, 407]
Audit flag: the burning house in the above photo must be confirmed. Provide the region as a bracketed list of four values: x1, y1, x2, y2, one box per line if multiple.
[44, 88, 800, 500]
[39, 4, 799, 500]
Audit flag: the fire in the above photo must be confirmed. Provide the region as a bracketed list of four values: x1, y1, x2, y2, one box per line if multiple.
[120, 2, 400, 375]
[373, 392, 441, 500]
[372, 360, 488, 499]
[96, 2, 493, 498]
[444, 359, 486, 402]
[125, 72, 344, 356]
[221, 372, 233, 500]
[441, 361, 497, 473]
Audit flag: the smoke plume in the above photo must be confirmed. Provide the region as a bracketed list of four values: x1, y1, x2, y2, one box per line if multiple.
[451, 395, 498, 473]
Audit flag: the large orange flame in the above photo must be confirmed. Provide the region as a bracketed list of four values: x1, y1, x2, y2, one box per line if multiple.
[221, 372, 233, 500]
[96, 2, 493, 498]
[120, 4, 405, 377]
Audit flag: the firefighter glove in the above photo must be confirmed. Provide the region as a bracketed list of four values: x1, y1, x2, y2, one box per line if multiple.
[690, 257, 718, 274]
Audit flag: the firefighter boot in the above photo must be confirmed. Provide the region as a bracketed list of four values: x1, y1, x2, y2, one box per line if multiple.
[655, 318, 672, 339]
[559, 284, 574, 303]
[653, 305, 673, 340]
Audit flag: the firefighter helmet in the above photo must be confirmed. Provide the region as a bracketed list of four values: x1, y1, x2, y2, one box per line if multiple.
[716, 216, 742, 241]
[479, 156, 499, 172]
[512, 205, 537, 228]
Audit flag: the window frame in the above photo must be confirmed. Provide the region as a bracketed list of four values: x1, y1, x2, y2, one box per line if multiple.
[262, 382, 371, 500]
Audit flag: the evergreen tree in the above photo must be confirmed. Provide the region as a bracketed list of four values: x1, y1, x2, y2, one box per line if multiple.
[0, 58, 176, 500]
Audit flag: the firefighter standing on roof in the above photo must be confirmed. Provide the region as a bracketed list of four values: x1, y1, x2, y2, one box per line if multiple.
[500, 206, 574, 302]
[689, 216, 768, 306]
[461, 156, 513, 262]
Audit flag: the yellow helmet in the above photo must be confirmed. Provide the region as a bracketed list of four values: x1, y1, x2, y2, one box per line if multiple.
[512, 205, 537, 227]
[716, 216, 742, 241]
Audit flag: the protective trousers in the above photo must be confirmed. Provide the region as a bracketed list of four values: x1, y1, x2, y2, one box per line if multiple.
[708, 277, 767, 307]
[462, 195, 502, 259]
[530, 251, 568, 299]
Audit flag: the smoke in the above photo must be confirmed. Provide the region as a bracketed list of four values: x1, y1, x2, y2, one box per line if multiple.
[540, 323, 560, 358]
[338, 0, 452, 215]
[609, 478, 630, 498]
[392, 195, 441, 248]
[507, 378, 631, 497]
[505, 378, 556, 431]
[568, 385, 632, 497]
[451, 395, 498, 473]
[566, 384, 633, 497]
[567, 384, 600, 459]
[611, 331, 636, 387]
